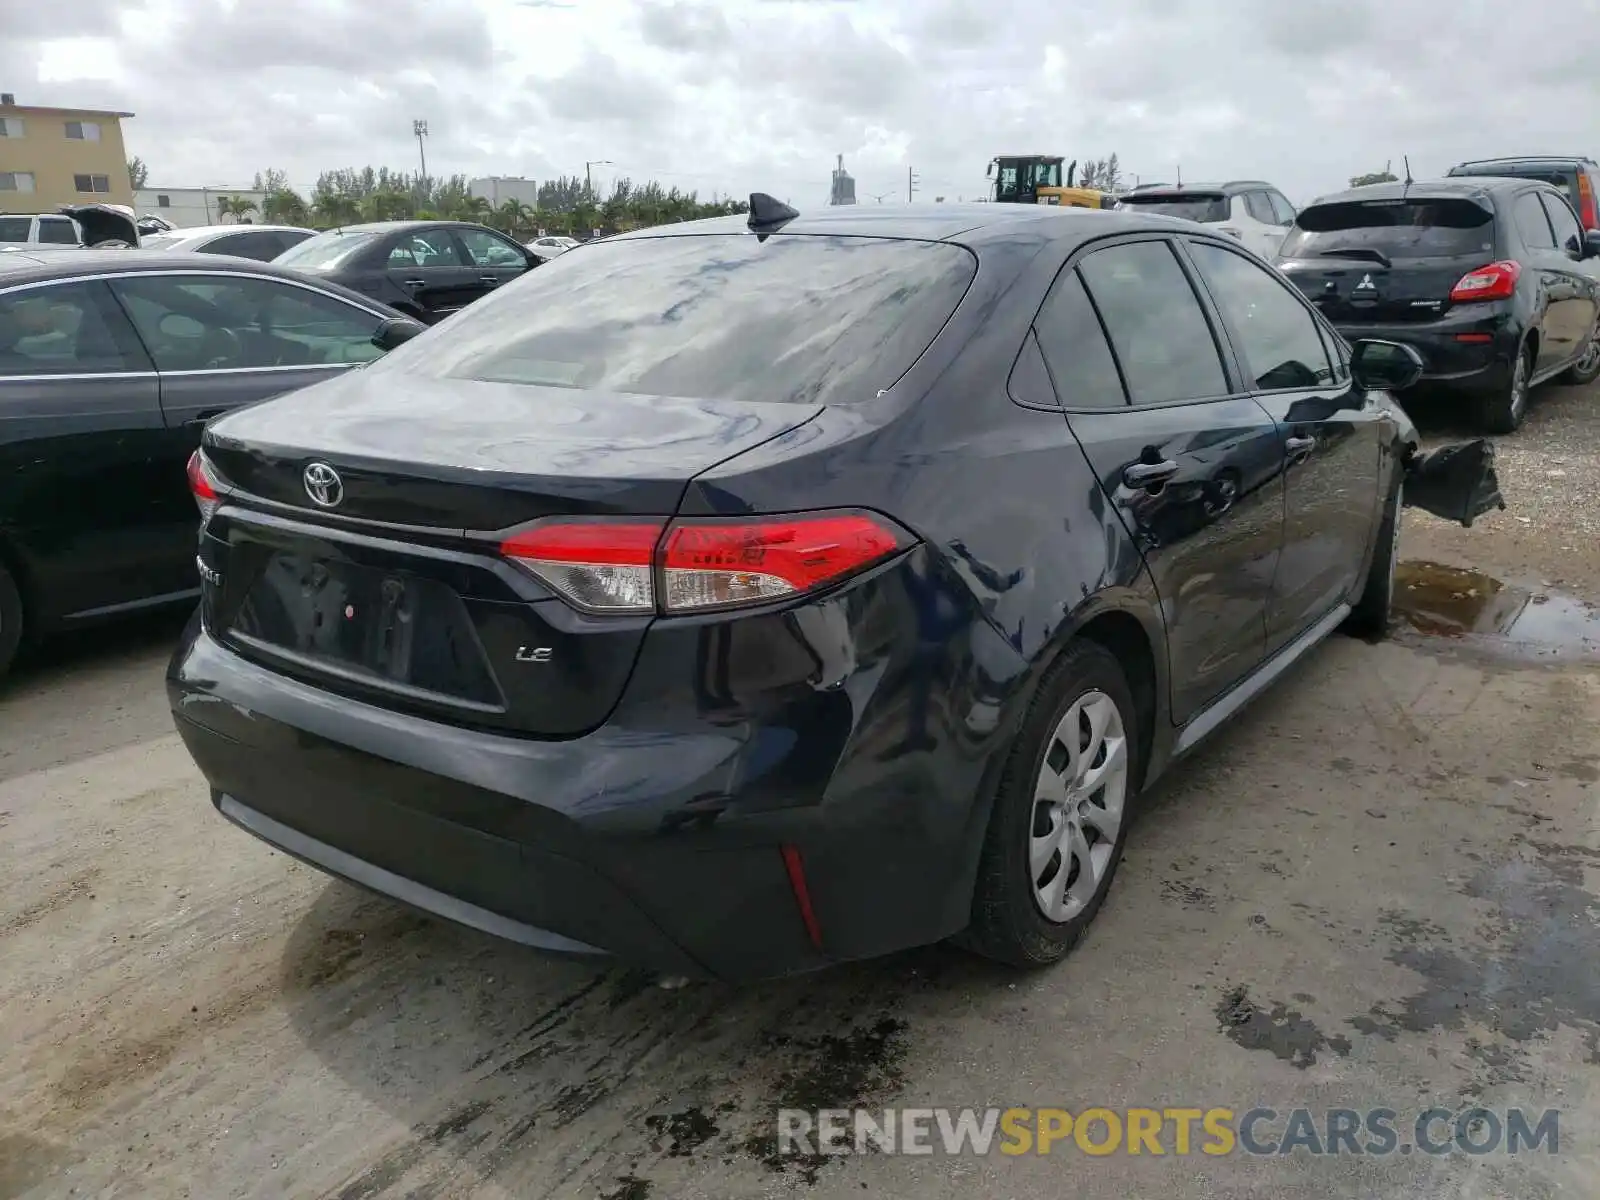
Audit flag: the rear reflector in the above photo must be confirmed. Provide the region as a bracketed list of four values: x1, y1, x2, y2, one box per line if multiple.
[1580, 173, 1598, 230]
[1454, 332, 1494, 344]
[187, 449, 222, 523]
[501, 510, 912, 616]
[780, 844, 824, 950]
[1450, 260, 1520, 303]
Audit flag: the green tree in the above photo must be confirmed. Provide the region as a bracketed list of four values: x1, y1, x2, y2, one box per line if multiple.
[215, 195, 259, 224]
[312, 191, 361, 228]
[494, 198, 534, 236]
[127, 156, 149, 190]
[262, 188, 309, 225]
[1350, 163, 1399, 188]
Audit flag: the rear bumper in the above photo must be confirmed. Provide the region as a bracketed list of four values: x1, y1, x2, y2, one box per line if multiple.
[168, 559, 1022, 981]
[1333, 311, 1520, 393]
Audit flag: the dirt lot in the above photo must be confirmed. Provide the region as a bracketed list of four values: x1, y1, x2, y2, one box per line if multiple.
[3, 381, 1599, 1200]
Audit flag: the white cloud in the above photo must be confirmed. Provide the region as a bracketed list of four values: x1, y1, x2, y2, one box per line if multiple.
[2, 0, 1599, 205]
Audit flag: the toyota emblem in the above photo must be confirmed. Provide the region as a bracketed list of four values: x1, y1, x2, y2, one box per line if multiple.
[302, 461, 344, 508]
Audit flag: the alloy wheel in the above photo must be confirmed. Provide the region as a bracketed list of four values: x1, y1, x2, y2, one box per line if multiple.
[1029, 690, 1129, 923]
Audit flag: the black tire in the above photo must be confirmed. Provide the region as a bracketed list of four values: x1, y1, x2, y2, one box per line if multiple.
[0, 559, 22, 680]
[1559, 329, 1600, 386]
[1344, 479, 1401, 639]
[963, 639, 1142, 968]
[1479, 343, 1533, 434]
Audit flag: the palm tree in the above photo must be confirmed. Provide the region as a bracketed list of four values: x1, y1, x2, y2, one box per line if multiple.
[215, 195, 259, 225]
[313, 192, 360, 229]
[262, 188, 309, 225]
[495, 198, 534, 237]
[454, 194, 492, 224]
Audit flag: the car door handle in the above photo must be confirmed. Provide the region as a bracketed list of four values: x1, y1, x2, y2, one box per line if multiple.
[480, 274, 500, 285]
[401, 278, 426, 288]
[1122, 460, 1179, 488]
[1286, 435, 1317, 455]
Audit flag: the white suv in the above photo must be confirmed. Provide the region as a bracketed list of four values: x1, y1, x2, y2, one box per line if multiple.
[1115, 181, 1297, 262]
[0, 212, 83, 249]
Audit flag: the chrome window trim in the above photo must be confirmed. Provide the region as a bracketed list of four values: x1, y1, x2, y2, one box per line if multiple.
[0, 269, 389, 382]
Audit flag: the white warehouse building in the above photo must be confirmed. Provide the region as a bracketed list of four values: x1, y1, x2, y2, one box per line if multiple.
[135, 186, 267, 228]
[469, 176, 539, 208]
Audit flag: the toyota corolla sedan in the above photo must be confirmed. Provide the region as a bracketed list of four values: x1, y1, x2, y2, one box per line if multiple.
[170, 198, 1477, 981]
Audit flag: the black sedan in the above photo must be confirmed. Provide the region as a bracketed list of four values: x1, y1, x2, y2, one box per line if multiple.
[169, 199, 1484, 981]
[272, 220, 540, 324]
[0, 249, 422, 676]
[1278, 176, 1600, 433]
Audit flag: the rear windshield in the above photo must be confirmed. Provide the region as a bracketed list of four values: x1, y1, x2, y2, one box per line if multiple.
[1280, 198, 1495, 260]
[1116, 193, 1229, 222]
[138, 232, 186, 250]
[273, 230, 383, 269]
[390, 234, 977, 405]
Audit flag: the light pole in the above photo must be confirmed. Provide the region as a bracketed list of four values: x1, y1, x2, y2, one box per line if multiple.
[413, 119, 429, 185]
[585, 159, 612, 200]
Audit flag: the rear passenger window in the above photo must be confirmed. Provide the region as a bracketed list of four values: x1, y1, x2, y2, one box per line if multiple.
[36, 218, 79, 245]
[1540, 192, 1584, 255]
[1244, 192, 1276, 224]
[1032, 269, 1125, 408]
[0, 280, 150, 376]
[1514, 193, 1556, 249]
[1076, 241, 1228, 405]
[1189, 241, 1334, 390]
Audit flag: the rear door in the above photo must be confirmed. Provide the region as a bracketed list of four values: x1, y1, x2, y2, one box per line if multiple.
[1278, 195, 1500, 329]
[1510, 189, 1579, 373]
[0, 279, 174, 618]
[1038, 236, 1284, 724]
[1242, 191, 1289, 261]
[384, 230, 477, 322]
[451, 226, 531, 303]
[1185, 238, 1383, 649]
[107, 271, 389, 587]
[1537, 190, 1599, 362]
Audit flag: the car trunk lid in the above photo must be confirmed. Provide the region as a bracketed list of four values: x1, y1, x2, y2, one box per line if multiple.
[200, 372, 820, 737]
[1278, 195, 1500, 323]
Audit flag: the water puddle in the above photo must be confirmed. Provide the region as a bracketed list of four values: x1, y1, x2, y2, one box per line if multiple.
[1392, 562, 1600, 661]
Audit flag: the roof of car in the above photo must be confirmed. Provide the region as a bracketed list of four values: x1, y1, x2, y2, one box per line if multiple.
[1121, 181, 1273, 196]
[0, 248, 355, 288]
[606, 202, 1203, 247]
[149, 224, 315, 240]
[310, 220, 472, 236]
[1306, 177, 1555, 207]
[1453, 155, 1596, 168]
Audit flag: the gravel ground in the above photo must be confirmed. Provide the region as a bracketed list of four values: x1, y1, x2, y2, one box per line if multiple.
[2, 377, 1599, 1200]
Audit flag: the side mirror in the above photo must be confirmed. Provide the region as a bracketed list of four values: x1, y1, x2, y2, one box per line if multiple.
[371, 316, 425, 352]
[1583, 230, 1600, 260]
[1350, 339, 1424, 393]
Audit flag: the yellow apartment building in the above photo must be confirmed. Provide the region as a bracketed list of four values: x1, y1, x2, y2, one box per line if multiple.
[0, 93, 135, 213]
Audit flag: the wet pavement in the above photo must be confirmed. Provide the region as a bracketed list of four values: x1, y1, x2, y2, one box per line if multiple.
[1392, 560, 1600, 662]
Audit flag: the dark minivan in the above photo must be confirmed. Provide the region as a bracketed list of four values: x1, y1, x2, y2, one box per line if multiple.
[1278, 177, 1600, 432]
[1448, 155, 1600, 231]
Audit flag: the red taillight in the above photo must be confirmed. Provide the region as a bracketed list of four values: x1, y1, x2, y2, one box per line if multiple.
[1449, 260, 1521, 303]
[1579, 174, 1598, 230]
[500, 511, 911, 615]
[186, 449, 222, 522]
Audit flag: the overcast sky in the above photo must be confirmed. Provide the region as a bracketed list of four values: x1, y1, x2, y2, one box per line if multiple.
[6, 0, 1600, 207]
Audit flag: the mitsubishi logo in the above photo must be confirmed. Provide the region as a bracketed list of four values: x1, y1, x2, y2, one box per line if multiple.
[302, 462, 344, 508]
[1355, 273, 1376, 291]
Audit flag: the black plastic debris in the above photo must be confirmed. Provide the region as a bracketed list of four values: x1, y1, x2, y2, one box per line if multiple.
[1402, 439, 1506, 528]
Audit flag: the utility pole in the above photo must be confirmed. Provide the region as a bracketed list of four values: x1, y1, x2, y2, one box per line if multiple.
[907, 166, 919, 203]
[412, 120, 429, 185]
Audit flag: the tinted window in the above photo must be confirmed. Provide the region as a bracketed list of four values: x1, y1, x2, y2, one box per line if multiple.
[388, 231, 463, 267]
[1190, 242, 1334, 391]
[1450, 162, 1581, 212]
[1513, 193, 1556, 249]
[1540, 192, 1584, 254]
[273, 230, 384, 269]
[110, 275, 385, 371]
[1267, 192, 1297, 225]
[1281, 198, 1496, 261]
[1116, 193, 1229, 223]
[1244, 192, 1276, 224]
[1033, 269, 1125, 408]
[0, 281, 149, 376]
[1076, 241, 1228, 404]
[37, 219, 79, 245]
[205, 231, 288, 261]
[454, 227, 527, 268]
[0, 216, 29, 243]
[384, 234, 977, 406]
